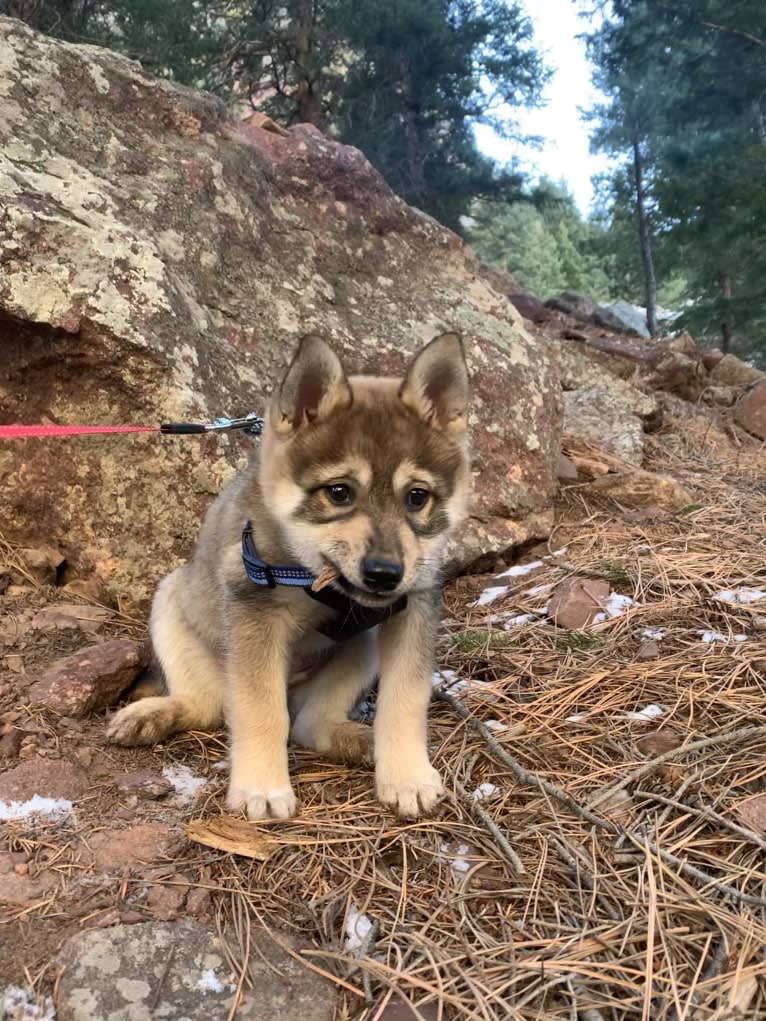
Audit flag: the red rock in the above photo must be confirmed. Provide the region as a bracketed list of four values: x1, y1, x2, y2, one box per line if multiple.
[0, 19, 560, 607]
[0, 728, 23, 759]
[85, 822, 175, 870]
[185, 885, 212, 920]
[27, 639, 149, 717]
[116, 770, 172, 801]
[547, 577, 610, 630]
[701, 347, 725, 370]
[17, 546, 65, 586]
[0, 759, 87, 803]
[0, 852, 56, 905]
[735, 380, 766, 440]
[636, 639, 660, 661]
[508, 292, 550, 324]
[146, 879, 189, 920]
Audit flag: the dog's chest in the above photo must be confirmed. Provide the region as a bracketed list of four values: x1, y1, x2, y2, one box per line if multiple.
[287, 629, 340, 686]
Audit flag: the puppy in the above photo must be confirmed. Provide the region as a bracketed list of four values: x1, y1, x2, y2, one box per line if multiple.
[107, 332, 471, 819]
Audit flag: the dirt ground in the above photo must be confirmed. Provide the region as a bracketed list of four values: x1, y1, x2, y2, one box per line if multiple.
[1, 408, 765, 1019]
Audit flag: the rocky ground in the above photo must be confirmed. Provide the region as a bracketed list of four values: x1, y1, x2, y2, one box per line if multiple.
[1, 362, 765, 1018]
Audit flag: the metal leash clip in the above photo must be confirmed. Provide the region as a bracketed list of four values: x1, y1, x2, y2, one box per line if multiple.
[160, 413, 264, 436]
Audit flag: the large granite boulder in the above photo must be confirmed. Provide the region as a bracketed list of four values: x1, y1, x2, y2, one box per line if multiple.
[0, 18, 560, 606]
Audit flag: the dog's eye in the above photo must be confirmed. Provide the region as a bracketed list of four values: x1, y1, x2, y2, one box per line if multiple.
[406, 487, 430, 511]
[325, 483, 354, 507]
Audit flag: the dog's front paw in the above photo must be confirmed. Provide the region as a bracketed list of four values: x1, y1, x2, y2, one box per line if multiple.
[226, 780, 298, 820]
[376, 762, 444, 818]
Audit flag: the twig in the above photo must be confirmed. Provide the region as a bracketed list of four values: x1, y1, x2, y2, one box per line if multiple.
[589, 725, 766, 810]
[149, 942, 176, 1012]
[438, 691, 766, 908]
[453, 777, 526, 875]
[435, 689, 610, 830]
[635, 789, 766, 855]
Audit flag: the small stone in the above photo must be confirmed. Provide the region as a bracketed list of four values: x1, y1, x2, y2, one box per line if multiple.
[31, 603, 111, 634]
[13, 862, 29, 876]
[547, 577, 610, 630]
[586, 469, 694, 511]
[0, 728, 23, 759]
[117, 770, 173, 801]
[62, 577, 109, 603]
[701, 347, 725, 370]
[0, 758, 87, 803]
[0, 852, 56, 904]
[4, 653, 25, 673]
[146, 880, 188, 920]
[18, 546, 65, 586]
[710, 354, 764, 388]
[27, 638, 149, 717]
[636, 639, 660, 661]
[185, 886, 212, 920]
[556, 453, 579, 481]
[637, 730, 682, 757]
[85, 822, 175, 870]
[734, 380, 766, 440]
[378, 1000, 440, 1021]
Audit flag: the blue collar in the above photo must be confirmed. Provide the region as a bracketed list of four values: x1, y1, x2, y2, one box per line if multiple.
[240, 522, 408, 642]
[241, 522, 315, 588]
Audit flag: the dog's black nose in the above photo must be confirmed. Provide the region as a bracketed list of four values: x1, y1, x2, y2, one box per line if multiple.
[361, 557, 403, 592]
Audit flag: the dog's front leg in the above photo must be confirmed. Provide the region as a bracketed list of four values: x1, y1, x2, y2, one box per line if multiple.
[375, 593, 444, 818]
[225, 606, 298, 820]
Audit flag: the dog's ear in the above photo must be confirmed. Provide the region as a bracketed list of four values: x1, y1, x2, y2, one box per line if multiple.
[399, 332, 469, 434]
[275, 334, 352, 432]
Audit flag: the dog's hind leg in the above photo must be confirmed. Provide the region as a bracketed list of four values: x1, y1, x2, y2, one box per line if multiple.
[107, 570, 224, 746]
[290, 631, 378, 765]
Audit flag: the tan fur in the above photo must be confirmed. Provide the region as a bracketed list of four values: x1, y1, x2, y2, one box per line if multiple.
[107, 333, 471, 820]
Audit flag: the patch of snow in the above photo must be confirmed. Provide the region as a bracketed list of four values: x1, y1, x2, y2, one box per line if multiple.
[524, 583, 555, 598]
[484, 719, 508, 733]
[211, 761, 228, 773]
[715, 588, 766, 606]
[1, 985, 56, 1021]
[197, 970, 226, 995]
[344, 904, 373, 953]
[441, 842, 472, 875]
[471, 783, 498, 801]
[699, 630, 748, 644]
[642, 628, 666, 640]
[483, 611, 540, 629]
[623, 704, 665, 722]
[432, 668, 460, 689]
[162, 764, 208, 804]
[0, 795, 73, 824]
[471, 585, 509, 607]
[495, 560, 544, 579]
[565, 713, 589, 723]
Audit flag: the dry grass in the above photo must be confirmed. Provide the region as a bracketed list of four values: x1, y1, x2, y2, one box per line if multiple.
[187, 413, 766, 1020]
[2, 411, 766, 1019]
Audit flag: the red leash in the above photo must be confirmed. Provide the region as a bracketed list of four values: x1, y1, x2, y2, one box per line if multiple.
[0, 415, 264, 439]
[0, 424, 157, 439]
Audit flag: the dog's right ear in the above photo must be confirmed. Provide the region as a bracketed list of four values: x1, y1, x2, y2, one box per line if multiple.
[274, 334, 352, 433]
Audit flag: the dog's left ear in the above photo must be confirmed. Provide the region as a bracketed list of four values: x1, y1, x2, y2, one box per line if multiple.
[275, 334, 352, 432]
[399, 332, 469, 434]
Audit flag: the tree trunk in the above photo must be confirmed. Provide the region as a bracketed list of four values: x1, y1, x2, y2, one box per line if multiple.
[631, 136, 658, 337]
[290, 0, 321, 125]
[400, 59, 426, 206]
[719, 272, 732, 352]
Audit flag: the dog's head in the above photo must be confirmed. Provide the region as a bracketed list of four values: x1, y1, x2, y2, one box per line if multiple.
[260, 333, 471, 606]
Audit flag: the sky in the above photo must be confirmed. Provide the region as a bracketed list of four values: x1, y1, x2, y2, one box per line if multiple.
[473, 0, 614, 216]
